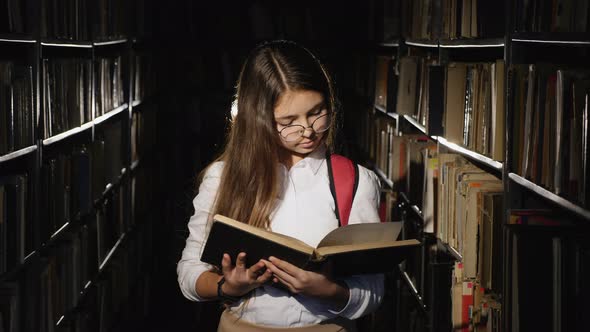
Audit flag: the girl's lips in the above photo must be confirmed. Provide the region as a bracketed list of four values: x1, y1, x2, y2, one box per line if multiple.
[299, 140, 316, 148]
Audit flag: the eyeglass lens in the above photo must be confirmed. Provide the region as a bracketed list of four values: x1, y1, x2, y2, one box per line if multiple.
[280, 113, 330, 141]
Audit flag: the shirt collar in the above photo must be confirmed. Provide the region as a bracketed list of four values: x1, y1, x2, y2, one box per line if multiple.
[288, 144, 327, 175]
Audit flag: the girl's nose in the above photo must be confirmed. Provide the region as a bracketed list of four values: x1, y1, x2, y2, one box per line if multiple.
[301, 126, 315, 138]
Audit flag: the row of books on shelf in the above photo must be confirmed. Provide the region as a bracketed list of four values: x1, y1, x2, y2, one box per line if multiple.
[371, 133, 589, 271]
[0, 163, 155, 332]
[451, 211, 590, 332]
[386, 0, 587, 42]
[372, 54, 590, 210]
[451, 263, 502, 332]
[39, 221, 99, 328]
[374, 55, 506, 161]
[2, 219, 154, 332]
[130, 103, 156, 164]
[351, 53, 376, 105]
[506, 220, 590, 331]
[0, 62, 34, 156]
[42, 56, 125, 139]
[95, 57, 125, 118]
[511, 64, 590, 208]
[361, 121, 439, 208]
[130, 165, 153, 224]
[2, 54, 154, 155]
[404, 0, 505, 40]
[0, 109, 153, 273]
[38, 54, 153, 141]
[1, 127, 123, 274]
[373, 0, 402, 43]
[41, 124, 124, 236]
[2, 0, 152, 40]
[0, 0, 27, 35]
[42, 58, 93, 140]
[40, 0, 131, 41]
[437, 154, 503, 287]
[132, 55, 156, 104]
[381, 146, 590, 331]
[442, 60, 505, 161]
[514, 0, 590, 33]
[0, 57, 154, 152]
[0, 174, 28, 275]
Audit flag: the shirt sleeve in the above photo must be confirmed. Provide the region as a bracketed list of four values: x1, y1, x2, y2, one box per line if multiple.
[176, 162, 223, 301]
[330, 165, 386, 319]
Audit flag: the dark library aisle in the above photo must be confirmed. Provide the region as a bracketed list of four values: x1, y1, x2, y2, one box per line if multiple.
[3, 1, 590, 331]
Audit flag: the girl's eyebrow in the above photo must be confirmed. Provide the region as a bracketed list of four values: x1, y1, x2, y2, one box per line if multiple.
[275, 101, 325, 121]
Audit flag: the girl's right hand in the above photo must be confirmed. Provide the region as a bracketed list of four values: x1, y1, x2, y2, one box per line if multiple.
[220, 252, 273, 297]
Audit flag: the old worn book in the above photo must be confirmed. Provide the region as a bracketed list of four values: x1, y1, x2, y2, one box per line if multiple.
[201, 215, 420, 276]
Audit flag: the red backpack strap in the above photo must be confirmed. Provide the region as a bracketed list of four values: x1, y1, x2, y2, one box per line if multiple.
[326, 152, 359, 227]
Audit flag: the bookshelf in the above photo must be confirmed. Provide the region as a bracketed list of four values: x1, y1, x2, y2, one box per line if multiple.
[360, 0, 590, 331]
[438, 38, 505, 48]
[0, 0, 158, 331]
[436, 137, 503, 173]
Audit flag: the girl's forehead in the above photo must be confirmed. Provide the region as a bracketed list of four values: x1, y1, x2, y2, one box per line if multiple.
[274, 90, 324, 117]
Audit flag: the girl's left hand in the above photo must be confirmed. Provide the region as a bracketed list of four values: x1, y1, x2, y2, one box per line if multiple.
[262, 256, 349, 305]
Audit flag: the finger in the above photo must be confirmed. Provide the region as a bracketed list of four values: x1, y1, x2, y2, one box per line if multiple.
[271, 273, 295, 293]
[249, 261, 267, 277]
[235, 252, 247, 269]
[269, 256, 302, 276]
[255, 268, 274, 284]
[264, 259, 296, 287]
[221, 253, 232, 275]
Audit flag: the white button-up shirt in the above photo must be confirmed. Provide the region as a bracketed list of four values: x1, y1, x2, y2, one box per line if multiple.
[177, 146, 384, 327]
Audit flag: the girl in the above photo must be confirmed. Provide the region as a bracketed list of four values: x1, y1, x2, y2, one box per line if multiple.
[177, 40, 384, 331]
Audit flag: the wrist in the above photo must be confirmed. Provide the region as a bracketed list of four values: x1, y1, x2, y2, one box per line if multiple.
[217, 276, 242, 303]
[331, 279, 350, 303]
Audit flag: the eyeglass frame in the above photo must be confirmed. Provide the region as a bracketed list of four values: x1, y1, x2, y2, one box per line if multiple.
[276, 112, 331, 142]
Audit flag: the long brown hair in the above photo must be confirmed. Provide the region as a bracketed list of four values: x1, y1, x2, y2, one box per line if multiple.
[209, 40, 337, 229]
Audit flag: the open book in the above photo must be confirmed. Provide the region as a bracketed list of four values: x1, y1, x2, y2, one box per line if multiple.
[200, 215, 420, 276]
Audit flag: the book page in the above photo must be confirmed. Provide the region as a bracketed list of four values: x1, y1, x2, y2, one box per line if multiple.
[316, 239, 420, 257]
[316, 222, 402, 248]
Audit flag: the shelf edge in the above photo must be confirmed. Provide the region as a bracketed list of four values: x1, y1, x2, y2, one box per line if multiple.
[399, 265, 428, 312]
[93, 104, 129, 125]
[436, 137, 503, 172]
[0, 146, 37, 163]
[93, 38, 128, 46]
[373, 166, 394, 188]
[43, 126, 90, 146]
[509, 173, 590, 221]
[402, 115, 427, 134]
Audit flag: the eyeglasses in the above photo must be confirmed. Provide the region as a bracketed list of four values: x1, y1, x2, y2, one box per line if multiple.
[277, 113, 331, 142]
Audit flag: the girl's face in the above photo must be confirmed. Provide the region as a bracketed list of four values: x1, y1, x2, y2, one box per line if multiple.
[274, 89, 329, 162]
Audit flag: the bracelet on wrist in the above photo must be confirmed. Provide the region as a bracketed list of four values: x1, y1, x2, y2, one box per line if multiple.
[217, 276, 242, 304]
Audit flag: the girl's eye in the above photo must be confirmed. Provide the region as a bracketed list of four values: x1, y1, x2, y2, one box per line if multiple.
[310, 109, 324, 116]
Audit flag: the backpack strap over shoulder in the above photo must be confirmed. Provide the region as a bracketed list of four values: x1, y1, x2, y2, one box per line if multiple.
[326, 152, 359, 227]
